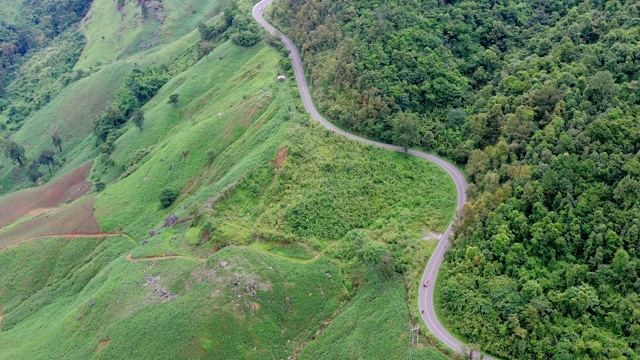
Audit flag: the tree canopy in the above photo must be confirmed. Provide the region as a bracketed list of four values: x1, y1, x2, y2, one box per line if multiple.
[274, 0, 640, 357]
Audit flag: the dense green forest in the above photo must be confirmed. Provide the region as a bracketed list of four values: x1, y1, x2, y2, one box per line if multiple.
[272, 0, 640, 358]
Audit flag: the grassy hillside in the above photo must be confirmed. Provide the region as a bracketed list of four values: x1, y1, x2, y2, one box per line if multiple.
[76, 0, 224, 69]
[0, 0, 459, 358]
[0, 237, 346, 359]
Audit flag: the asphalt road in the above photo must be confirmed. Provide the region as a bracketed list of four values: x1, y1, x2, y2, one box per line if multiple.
[252, 1, 490, 358]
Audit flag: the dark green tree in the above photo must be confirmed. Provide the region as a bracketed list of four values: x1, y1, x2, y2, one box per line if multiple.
[27, 161, 42, 183]
[2, 140, 26, 167]
[38, 149, 55, 174]
[159, 188, 180, 208]
[131, 109, 145, 131]
[391, 112, 420, 153]
[168, 94, 180, 107]
[95, 181, 106, 192]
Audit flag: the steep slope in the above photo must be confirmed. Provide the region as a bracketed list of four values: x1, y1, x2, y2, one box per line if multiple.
[271, 0, 640, 358]
[0, 0, 459, 359]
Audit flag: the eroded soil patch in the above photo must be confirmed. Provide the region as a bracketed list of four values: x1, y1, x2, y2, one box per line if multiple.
[0, 162, 93, 230]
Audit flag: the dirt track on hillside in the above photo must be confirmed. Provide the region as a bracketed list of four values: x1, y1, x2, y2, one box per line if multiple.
[0, 231, 121, 252]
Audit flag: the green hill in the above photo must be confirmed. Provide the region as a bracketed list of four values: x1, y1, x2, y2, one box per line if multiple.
[0, 0, 457, 358]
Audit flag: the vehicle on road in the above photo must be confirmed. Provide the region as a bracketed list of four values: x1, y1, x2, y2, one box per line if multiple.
[423, 279, 429, 288]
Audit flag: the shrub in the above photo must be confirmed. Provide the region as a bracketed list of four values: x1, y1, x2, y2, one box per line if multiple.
[95, 182, 106, 192]
[231, 31, 261, 47]
[159, 188, 180, 209]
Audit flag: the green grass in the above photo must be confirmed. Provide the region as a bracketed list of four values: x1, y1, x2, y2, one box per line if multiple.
[0, 0, 459, 357]
[300, 269, 448, 360]
[0, 62, 131, 195]
[0, 241, 346, 359]
[0, 235, 134, 328]
[95, 42, 285, 239]
[76, 0, 224, 69]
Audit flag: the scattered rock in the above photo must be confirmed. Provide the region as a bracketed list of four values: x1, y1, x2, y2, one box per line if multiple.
[217, 112, 222, 117]
[144, 275, 177, 302]
[149, 229, 159, 237]
[163, 214, 179, 228]
[219, 261, 228, 268]
[144, 275, 161, 286]
[147, 287, 177, 302]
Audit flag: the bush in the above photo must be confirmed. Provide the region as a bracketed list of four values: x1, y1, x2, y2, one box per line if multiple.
[159, 188, 180, 209]
[95, 182, 106, 192]
[231, 31, 261, 47]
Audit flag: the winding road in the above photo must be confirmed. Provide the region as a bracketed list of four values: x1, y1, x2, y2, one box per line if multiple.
[252, 1, 491, 358]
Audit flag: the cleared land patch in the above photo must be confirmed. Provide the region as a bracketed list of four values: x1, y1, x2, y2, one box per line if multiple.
[0, 162, 93, 230]
[0, 195, 101, 247]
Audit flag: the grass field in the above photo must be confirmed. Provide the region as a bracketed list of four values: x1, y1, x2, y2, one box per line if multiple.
[76, 0, 224, 69]
[0, 62, 131, 195]
[0, 238, 347, 359]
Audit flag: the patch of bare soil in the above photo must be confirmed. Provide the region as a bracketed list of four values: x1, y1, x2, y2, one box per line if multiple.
[97, 337, 110, 351]
[0, 161, 93, 230]
[201, 230, 211, 242]
[275, 147, 288, 168]
[0, 195, 102, 248]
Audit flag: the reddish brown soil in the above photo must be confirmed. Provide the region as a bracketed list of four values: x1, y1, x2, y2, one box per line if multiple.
[0, 162, 93, 230]
[201, 229, 211, 242]
[127, 253, 194, 261]
[275, 147, 288, 168]
[97, 337, 110, 351]
[0, 230, 120, 253]
[0, 195, 102, 248]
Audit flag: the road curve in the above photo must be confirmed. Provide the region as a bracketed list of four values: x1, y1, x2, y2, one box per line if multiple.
[252, 1, 488, 358]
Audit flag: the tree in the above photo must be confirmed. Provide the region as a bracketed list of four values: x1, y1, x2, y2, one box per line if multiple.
[447, 108, 467, 127]
[95, 181, 106, 192]
[168, 94, 180, 107]
[2, 140, 26, 167]
[51, 131, 62, 152]
[159, 188, 180, 208]
[131, 109, 145, 131]
[27, 161, 42, 183]
[391, 112, 420, 153]
[38, 149, 55, 174]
